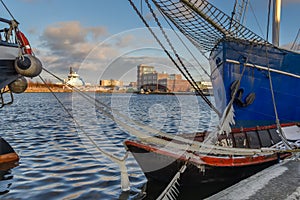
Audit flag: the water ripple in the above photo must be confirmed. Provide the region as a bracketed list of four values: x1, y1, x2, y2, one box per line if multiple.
[0, 93, 216, 199]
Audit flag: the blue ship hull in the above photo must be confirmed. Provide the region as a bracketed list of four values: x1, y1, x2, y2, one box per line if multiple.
[210, 39, 300, 128]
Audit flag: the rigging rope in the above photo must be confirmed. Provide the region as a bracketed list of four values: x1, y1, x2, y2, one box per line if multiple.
[249, 2, 265, 38]
[205, 64, 247, 144]
[229, 0, 238, 31]
[264, 0, 292, 150]
[39, 2, 296, 157]
[42, 67, 197, 142]
[157, 8, 211, 78]
[291, 28, 300, 50]
[129, 0, 221, 117]
[266, 0, 272, 42]
[0, 0, 16, 21]
[145, 0, 212, 99]
[42, 67, 291, 156]
[39, 75, 131, 191]
[39, 68, 300, 200]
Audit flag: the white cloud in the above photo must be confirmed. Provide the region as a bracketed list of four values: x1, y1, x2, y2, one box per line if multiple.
[38, 25, 207, 84]
[41, 21, 94, 52]
[116, 35, 135, 47]
[38, 21, 113, 78]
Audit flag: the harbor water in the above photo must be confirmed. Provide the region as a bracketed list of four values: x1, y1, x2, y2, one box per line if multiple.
[0, 93, 218, 199]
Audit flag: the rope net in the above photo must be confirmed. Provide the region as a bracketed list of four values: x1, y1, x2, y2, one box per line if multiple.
[151, 0, 268, 53]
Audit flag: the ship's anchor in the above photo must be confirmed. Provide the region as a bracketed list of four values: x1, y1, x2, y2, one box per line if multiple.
[231, 80, 256, 107]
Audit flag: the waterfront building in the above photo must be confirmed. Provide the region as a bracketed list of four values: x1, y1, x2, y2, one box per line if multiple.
[137, 64, 155, 90]
[129, 82, 137, 88]
[141, 71, 169, 91]
[137, 64, 191, 92]
[158, 75, 191, 92]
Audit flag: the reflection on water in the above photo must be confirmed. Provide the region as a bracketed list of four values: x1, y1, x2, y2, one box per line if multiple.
[0, 162, 18, 195]
[0, 170, 13, 194]
[0, 93, 217, 199]
[0, 170, 12, 195]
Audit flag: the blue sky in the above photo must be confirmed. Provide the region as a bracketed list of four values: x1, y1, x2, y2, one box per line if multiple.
[2, 0, 299, 84]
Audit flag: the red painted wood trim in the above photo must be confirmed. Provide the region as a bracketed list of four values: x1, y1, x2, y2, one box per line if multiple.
[125, 140, 291, 167]
[200, 153, 290, 167]
[231, 122, 298, 133]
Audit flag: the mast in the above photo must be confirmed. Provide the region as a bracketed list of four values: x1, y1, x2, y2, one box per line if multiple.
[272, 0, 281, 46]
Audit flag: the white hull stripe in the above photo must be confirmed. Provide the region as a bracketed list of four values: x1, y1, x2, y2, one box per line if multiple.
[226, 59, 300, 79]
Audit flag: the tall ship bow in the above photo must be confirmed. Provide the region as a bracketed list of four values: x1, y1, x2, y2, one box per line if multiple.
[150, 0, 300, 128]
[125, 0, 300, 198]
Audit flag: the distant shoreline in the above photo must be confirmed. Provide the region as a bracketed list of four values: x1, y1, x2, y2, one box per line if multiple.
[24, 86, 212, 96]
[25, 87, 72, 93]
[25, 86, 129, 93]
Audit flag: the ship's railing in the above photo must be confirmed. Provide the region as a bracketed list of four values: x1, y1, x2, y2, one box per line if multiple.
[0, 17, 18, 44]
[0, 17, 15, 25]
[0, 88, 13, 109]
[152, 0, 268, 53]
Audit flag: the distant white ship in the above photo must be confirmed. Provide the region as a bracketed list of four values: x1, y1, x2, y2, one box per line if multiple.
[65, 67, 85, 86]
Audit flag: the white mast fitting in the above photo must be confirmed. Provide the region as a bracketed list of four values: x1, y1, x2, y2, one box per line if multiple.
[272, 0, 281, 46]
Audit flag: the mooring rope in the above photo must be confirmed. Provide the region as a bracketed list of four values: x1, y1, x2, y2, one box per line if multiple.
[42, 67, 197, 143]
[264, 0, 292, 150]
[264, 50, 292, 150]
[42, 68, 292, 156]
[40, 66, 300, 198]
[206, 59, 247, 144]
[39, 75, 131, 191]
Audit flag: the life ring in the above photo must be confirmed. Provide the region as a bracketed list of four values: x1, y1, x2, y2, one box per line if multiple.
[16, 30, 32, 55]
